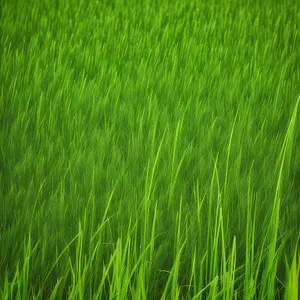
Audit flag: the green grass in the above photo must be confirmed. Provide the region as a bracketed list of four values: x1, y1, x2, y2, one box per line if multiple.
[1, 0, 300, 299]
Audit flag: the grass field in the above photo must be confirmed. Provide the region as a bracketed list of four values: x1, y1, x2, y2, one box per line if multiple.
[1, 0, 300, 299]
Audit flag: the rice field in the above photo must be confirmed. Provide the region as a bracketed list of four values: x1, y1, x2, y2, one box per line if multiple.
[1, 0, 300, 299]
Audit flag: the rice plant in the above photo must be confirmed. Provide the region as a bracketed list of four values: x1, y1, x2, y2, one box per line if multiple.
[1, 0, 299, 299]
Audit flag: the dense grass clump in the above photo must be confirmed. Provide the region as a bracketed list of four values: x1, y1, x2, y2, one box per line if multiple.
[1, 0, 299, 299]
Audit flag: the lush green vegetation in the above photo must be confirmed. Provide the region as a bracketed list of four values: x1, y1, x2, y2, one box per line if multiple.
[1, 0, 299, 299]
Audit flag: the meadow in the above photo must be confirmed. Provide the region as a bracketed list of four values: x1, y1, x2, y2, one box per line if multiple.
[1, 0, 300, 299]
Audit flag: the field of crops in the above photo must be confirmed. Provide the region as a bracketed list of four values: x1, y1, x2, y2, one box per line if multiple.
[1, 0, 299, 299]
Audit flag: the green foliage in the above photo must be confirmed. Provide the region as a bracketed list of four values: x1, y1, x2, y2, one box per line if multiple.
[1, 0, 299, 298]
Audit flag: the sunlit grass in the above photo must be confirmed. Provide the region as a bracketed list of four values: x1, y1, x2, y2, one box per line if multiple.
[1, 0, 299, 299]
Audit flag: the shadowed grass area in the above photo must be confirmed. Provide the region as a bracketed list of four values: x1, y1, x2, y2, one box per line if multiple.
[1, 0, 299, 299]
